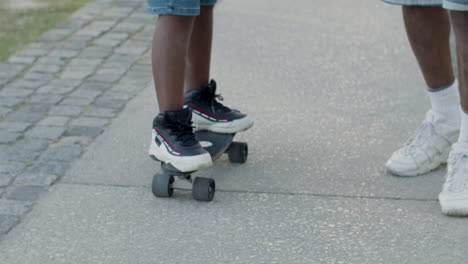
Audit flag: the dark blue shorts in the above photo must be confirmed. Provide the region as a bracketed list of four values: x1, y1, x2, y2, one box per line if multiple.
[147, 0, 217, 16]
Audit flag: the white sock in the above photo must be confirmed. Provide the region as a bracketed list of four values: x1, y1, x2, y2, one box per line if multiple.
[458, 107, 468, 144]
[428, 79, 460, 127]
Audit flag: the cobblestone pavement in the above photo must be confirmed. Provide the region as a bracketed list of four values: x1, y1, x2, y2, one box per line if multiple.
[0, 0, 154, 235]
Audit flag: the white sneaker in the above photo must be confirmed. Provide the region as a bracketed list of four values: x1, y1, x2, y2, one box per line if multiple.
[439, 143, 468, 216]
[386, 111, 459, 176]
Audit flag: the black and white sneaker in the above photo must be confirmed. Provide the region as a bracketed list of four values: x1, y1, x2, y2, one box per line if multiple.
[184, 80, 254, 133]
[149, 108, 212, 172]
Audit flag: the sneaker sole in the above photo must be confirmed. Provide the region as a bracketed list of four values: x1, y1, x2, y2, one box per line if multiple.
[439, 193, 468, 216]
[148, 136, 213, 172]
[193, 115, 254, 134]
[386, 148, 450, 177]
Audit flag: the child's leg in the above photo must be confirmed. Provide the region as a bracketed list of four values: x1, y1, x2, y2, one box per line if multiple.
[152, 15, 195, 112]
[184, 5, 214, 92]
[148, 2, 213, 172]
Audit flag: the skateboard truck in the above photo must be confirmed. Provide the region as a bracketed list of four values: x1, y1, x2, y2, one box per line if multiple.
[152, 132, 248, 202]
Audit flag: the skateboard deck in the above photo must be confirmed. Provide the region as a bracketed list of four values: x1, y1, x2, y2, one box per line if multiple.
[195, 131, 234, 160]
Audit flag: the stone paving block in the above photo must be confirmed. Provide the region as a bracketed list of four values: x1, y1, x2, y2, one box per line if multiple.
[0, 88, 34, 98]
[14, 48, 48, 57]
[40, 144, 82, 162]
[0, 199, 32, 215]
[0, 162, 26, 187]
[126, 13, 153, 24]
[36, 56, 67, 66]
[75, 28, 106, 38]
[14, 172, 57, 187]
[69, 88, 102, 99]
[60, 97, 94, 106]
[116, 77, 150, 89]
[0, 173, 14, 188]
[0, 64, 27, 79]
[0, 79, 7, 87]
[60, 68, 95, 80]
[16, 104, 51, 114]
[101, 7, 134, 19]
[87, 72, 123, 83]
[0, 122, 31, 133]
[9, 79, 49, 90]
[0, 215, 19, 234]
[0, 97, 24, 107]
[30, 64, 62, 74]
[22, 72, 55, 82]
[26, 42, 51, 50]
[93, 38, 123, 47]
[0, 131, 21, 144]
[37, 29, 71, 42]
[87, 20, 116, 31]
[68, 33, 96, 42]
[6, 186, 45, 201]
[37, 116, 69, 127]
[106, 53, 139, 65]
[101, 32, 129, 41]
[7, 139, 49, 157]
[25, 126, 66, 140]
[0, 106, 12, 116]
[68, 58, 103, 68]
[66, 126, 104, 137]
[102, 90, 135, 101]
[70, 117, 109, 127]
[97, 65, 129, 76]
[4, 111, 45, 123]
[0, 143, 44, 162]
[79, 46, 114, 59]
[113, 22, 144, 34]
[28, 160, 70, 176]
[7, 56, 36, 65]
[49, 105, 84, 116]
[79, 81, 113, 91]
[56, 136, 93, 146]
[83, 106, 118, 118]
[115, 44, 147, 56]
[94, 97, 127, 109]
[28, 94, 64, 105]
[56, 20, 86, 31]
[137, 53, 152, 67]
[37, 80, 82, 95]
[57, 40, 89, 51]
[48, 49, 80, 59]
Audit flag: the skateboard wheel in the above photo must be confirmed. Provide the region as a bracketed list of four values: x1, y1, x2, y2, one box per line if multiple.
[192, 177, 215, 202]
[152, 173, 174, 198]
[227, 142, 248, 164]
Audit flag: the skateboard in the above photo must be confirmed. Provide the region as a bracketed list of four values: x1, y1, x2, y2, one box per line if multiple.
[151, 131, 248, 202]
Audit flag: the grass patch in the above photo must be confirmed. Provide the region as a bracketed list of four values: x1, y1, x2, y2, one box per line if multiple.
[0, 0, 93, 62]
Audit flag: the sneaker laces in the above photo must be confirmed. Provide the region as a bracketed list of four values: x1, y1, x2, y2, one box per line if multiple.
[201, 81, 231, 113]
[401, 121, 435, 156]
[446, 152, 468, 192]
[166, 120, 197, 146]
[211, 94, 231, 113]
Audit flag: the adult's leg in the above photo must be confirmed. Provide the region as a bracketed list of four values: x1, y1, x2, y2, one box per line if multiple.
[403, 6, 454, 88]
[438, 9, 468, 217]
[184, 5, 214, 93]
[450, 12, 468, 109]
[152, 15, 195, 112]
[385, 6, 460, 177]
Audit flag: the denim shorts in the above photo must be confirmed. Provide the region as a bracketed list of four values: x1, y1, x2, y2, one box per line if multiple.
[384, 0, 468, 10]
[147, 0, 217, 16]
